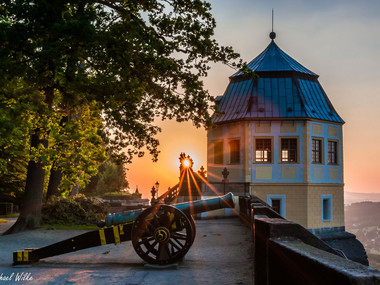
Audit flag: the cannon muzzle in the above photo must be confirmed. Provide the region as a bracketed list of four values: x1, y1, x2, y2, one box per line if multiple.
[100, 192, 235, 227]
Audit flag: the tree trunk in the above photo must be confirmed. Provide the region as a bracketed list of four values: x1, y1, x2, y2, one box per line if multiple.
[71, 172, 81, 196]
[4, 132, 47, 234]
[46, 164, 63, 199]
[4, 84, 54, 235]
[71, 183, 80, 196]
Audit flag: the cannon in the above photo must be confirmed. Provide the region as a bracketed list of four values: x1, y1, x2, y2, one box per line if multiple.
[13, 193, 234, 266]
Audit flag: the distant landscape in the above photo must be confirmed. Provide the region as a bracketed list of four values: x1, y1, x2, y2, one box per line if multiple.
[345, 192, 380, 270]
[344, 191, 380, 205]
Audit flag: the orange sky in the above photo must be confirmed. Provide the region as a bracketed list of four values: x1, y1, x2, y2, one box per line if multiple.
[127, 0, 380, 198]
[127, 120, 207, 198]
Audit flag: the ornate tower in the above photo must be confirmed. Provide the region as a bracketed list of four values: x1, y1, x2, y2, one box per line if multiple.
[207, 33, 345, 233]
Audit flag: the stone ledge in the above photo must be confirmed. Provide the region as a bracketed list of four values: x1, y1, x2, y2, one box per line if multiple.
[273, 239, 380, 284]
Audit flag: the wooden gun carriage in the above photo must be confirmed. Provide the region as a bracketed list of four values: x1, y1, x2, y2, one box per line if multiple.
[13, 193, 234, 265]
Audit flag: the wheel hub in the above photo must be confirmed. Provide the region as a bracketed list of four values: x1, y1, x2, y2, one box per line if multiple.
[154, 227, 170, 243]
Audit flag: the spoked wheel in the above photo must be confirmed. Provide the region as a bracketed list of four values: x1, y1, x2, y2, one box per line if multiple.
[131, 204, 194, 265]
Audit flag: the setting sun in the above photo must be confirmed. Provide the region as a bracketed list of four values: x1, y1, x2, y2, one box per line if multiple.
[182, 158, 191, 168]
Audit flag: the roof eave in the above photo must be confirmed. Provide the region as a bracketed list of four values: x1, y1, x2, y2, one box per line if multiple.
[213, 117, 345, 125]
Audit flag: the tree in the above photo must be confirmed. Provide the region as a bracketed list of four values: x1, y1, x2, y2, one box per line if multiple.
[82, 157, 129, 195]
[0, 79, 32, 205]
[0, 0, 242, 233]
[46, 103, 107, 198]
[96, 160, 128, 194]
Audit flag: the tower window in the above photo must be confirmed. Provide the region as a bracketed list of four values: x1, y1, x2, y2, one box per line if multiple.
[266, 195, 286, 218]
[255, 139, 272, 162]
[214, 141, 223, 164]
[271, 199, 281, 215]
[229, 139, 240, 164]
[321, 195, 332, 221]
[281, 138, 297, 163]
[327, 141, 338, 165]
[312, 139, 322, 163]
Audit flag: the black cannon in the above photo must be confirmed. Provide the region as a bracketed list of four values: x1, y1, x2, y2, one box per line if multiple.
[13, 193, 234, 266]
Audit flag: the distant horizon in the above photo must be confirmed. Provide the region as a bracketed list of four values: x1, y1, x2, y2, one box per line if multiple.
[344, 191, 380, 205]
[345, 191, 380, 195]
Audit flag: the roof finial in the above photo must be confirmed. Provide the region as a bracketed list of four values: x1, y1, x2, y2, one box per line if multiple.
[269, 9, 276, 40]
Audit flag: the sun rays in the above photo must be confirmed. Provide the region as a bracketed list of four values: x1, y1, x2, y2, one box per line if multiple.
[153, 152, 239, 217]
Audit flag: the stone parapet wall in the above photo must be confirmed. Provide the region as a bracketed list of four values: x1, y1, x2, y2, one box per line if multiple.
[238, 195, 379, 284]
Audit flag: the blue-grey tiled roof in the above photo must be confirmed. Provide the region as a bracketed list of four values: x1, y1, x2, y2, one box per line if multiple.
[214, 41, 344, 124]
[232, 41, 317, 77]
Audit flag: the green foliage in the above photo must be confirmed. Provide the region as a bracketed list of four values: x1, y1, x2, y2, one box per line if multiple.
[82, 158, 128, 195]
[41, 194, 108, 225]
[0, 79, 35, 203]
[50, 104, 107, 194]
[95, 160, 128, 194]
[0, 0, 243, 164]
[0, 81, 107, 201]
[239, 63, 260, 80]
[99, 191, 142, 200]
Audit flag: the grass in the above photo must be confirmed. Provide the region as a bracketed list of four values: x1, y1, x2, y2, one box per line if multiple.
[0, 214, 19, 218]
[40, 224, 99, 230]
[0, 214, 99, 230]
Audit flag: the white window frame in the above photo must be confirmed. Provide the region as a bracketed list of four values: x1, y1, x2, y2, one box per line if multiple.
[266, 195, 286, 218]
[321, 195, 333, 221]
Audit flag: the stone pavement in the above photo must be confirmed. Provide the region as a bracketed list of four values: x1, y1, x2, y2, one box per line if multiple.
[0, 218, 16, 235]
[0, 218, 253, 285]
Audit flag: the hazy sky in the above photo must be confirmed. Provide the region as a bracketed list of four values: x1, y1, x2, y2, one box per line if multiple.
[127, 0, 380, 198]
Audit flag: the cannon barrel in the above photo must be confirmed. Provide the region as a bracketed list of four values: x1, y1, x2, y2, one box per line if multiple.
[102, 192, 234, 227]
[174, 192, 234, 215]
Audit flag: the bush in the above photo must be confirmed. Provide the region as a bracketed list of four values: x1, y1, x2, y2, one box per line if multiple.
[42, 194, 109, 225]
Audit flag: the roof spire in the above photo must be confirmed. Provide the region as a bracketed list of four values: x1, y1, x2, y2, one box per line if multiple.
[269, 9, 276, 40]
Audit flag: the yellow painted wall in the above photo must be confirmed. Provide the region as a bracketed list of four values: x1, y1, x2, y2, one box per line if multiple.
[306, 184, 344, 229]
[251, 183, 344, 229]
[253, 184, 308, 227]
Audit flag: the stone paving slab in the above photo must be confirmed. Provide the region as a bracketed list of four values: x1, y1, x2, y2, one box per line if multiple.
[0, 218, 16, 235]
[0, 218, 253, 285]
